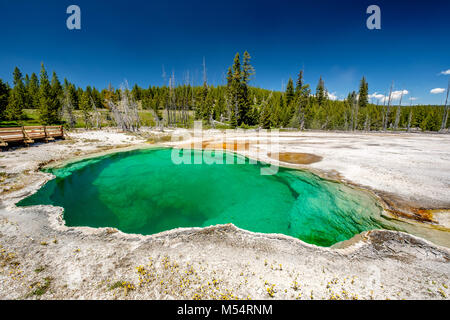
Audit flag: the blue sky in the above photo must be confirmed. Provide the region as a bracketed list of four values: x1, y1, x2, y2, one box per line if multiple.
[0, 0, 449, 104]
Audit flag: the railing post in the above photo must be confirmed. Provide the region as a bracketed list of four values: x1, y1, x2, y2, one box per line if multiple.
[22, 126, 30, 146]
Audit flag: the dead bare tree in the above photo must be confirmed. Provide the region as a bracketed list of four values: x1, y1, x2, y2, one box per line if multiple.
[344, 111, 349, 131]
[105, 81, 140, 132]
[297, 93, 306, 131]
[298, 102, 305, 131]
[394, 90, 403, 130]
[225, 94, 231, 121]
[90, 96, 101, 129]
[348, 94, 354, 131]
[406, 96, 413, 132]
[381, 93, 386, 131]
[161, 65, 170, 127]
[181, 71, 190, 127]
[60, 88, 76, 128]
[149, 108, 163, 131]
[407, 110, 413, 132]
[353, 97, 359, 131]
[168, 73, 174, 127]
[384, 82, 394, 131]
[171, 71, 177, 127]
[440, 80, 450, 132]
[364, 113, 371, 132]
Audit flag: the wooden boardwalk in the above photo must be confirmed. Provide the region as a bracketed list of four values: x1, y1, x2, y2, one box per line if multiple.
[0, 125, 64, 148]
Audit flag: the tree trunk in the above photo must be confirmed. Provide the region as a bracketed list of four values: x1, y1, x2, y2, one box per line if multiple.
[384, 82, 394, 131]
[394, 91, 403, 130]
[407, 109, 413, 132]
[440, 81, 449, 132]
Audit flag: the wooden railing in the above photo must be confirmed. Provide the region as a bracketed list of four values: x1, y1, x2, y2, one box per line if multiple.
[0, 125, 64, 148]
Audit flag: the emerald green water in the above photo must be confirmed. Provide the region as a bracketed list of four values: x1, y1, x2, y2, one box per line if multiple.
[18, 148, 401, 246]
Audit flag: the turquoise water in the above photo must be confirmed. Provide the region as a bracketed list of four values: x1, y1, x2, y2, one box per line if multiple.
[18, 148, 401, 246]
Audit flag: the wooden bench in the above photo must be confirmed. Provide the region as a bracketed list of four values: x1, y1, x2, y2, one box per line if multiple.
[0, 127, 32, 147]
[0, 125, 64, 148]
[44, 125, 64, 140]
[23, 126, 47, 141]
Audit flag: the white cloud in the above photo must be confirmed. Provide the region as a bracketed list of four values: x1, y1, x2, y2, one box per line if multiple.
[409, 97, 418, 101]
[391, 90, 409, 101]
[430, 88, 446, 94]
[440, 69, 450, 75]
[369, 90, 408, 103]
[327, 92, 338, 101]
[369, 92, 385, 101]
[369, 93, 385, 99]
[369, 92, 388, 104]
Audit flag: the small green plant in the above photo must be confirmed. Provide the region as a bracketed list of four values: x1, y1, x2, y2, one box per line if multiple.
[109, 281, 124, 290]
[34, 266, 45, 273]
[28, 277, 52, 297]
[108, 280, 135, 296]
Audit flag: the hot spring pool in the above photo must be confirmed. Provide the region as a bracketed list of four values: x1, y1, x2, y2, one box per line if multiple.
[18, 148, 402, 246]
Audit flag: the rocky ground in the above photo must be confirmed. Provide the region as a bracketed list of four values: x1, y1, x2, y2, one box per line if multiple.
[0, 128, 449, 300]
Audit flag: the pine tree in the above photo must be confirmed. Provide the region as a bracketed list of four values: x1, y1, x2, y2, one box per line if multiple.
[51, 71, 63, 120]
[249, 103, 259, 125]
[358, 76, 369, 108]
[230, 109, 237, 128]
[295, 70, 304, 96]
[200, 82, 209, 119]
[240, 51, 255, 125]
[226, 66, 234, 122]
[294, 70, 310, 130]
[259, 98, 272, 129]
[232, 53, 242, 126]
[28, 73, 40, 108]
[316, 76, 326, 107]
[204, 91, 214, 123]
[3, 59, 445, 132]
[420, 110, 440, 132]
[68, 83, 79, 110]
[347, 91, 358, 130]
[61, 78, 76, 128]
[79, 89, 92, 128]
[76, 87, 84, 109]
[24, 74, 31, 109]
[228, 53, 242, 127]
[214, 94, 226, 120]
[270, 94, 282, 126]
[51, 72, 63, 98]
[285, 78, 295, 107]
[224, 51, 256, 126]
[91, 87, 102, 109]
[38, 63, 60, 125]
[6, 67, 26, 120]
[280, 93, 292, 127]
[0, 79, 9, 121]
[131, 84, 142, 101]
